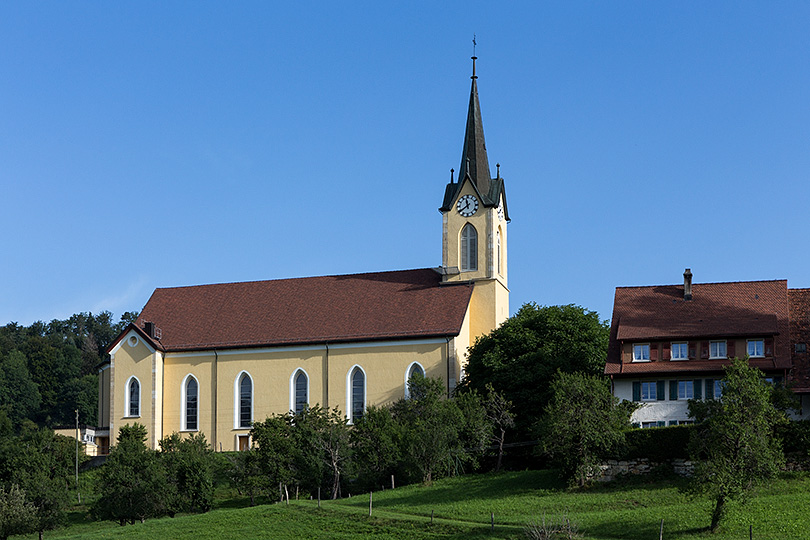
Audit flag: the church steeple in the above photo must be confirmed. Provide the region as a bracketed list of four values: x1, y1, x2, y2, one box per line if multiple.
[458, 55, 491, 196]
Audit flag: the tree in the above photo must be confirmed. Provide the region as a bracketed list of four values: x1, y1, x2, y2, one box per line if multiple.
[459, 303, 609, 438]
[0, 484, 36, 540]
[540, 371, 636, 487]
[290, 407, 351, 499]
[350, 405, 403, 491]
[0, 351, 41, 427]
[688, 358, 787, 533]
[159, 432, 215, 514]
[482, 383, 515, 472]
[94, 423, 169, 525]
[251, 415, 295, 499]
[391, 374, 467, 483]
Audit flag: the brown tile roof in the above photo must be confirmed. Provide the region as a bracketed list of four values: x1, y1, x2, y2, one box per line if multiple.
[606, 279, 791, 376]
[125, 268, 473, 352]
[788, 288, 810, 391]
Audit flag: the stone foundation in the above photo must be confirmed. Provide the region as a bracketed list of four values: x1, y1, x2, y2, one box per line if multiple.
[593, 458, 694, 482]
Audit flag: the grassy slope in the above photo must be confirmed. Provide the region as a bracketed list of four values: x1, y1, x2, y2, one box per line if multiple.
[19, 470, 810, 540]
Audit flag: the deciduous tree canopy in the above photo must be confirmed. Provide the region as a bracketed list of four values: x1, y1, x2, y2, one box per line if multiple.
[459, 303, 609, 438]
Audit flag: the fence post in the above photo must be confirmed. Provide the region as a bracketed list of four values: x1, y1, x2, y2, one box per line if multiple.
[659, 519, 664, 540]
[431, 510, 434, 523]
[369, 491, 373, 516]
[491, 512, 494, 531]
[391, 474, 395, 490]
[317, 487, 321, 508]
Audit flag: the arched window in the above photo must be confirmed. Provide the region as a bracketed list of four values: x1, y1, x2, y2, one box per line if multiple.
[405, 362, 425, 399]
[126, 377, 140, 417]
[292, 369, 308, 414]
[347, 366, 365, 423]
[496, 227, 503, 275]
[460, 224, 478, 271]
[235, 372, 253, 428]
[183, 375, 198, 431]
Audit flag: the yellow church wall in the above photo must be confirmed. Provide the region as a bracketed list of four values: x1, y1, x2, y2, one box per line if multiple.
[326, 340, 447, 419]
[109, 332, 158, 447]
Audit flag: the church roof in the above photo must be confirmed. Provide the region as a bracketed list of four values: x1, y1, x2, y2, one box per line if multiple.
[121, 268, 473, 353]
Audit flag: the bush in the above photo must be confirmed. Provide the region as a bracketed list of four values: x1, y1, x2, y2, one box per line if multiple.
[524, 512, 582, 539]
[776, 419, 810, 455]
[622, 425, 693, 461]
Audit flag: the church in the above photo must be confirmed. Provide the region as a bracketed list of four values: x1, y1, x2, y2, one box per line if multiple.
[97, 57, 511, 452]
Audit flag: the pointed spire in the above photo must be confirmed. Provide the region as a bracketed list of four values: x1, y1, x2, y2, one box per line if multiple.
[458, 55, 491, 196]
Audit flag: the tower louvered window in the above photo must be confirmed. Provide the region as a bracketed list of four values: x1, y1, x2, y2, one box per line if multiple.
[461, 224, 478, 271]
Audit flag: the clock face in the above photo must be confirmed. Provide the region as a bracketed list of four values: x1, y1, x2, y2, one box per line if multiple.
[456, 194, 478, 217]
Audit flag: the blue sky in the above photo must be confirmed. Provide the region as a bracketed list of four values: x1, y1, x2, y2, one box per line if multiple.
[2, 2, 810, 326]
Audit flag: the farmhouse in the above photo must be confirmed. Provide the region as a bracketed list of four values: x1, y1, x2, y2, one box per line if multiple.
[96, 57, 511, 452]
[605, 269, 810, 426]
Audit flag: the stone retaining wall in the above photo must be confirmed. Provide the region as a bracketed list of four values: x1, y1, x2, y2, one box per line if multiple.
[593, 458, 694, 482]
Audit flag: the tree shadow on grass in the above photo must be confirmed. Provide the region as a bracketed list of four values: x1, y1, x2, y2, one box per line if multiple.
[585, 519, 708, 540]
[340, 470, 567, 510]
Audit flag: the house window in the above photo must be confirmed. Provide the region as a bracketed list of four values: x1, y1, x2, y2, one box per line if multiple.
[713, 380, 723, 399]
[293, 370, 308, 415]
[796, 343, 807, 354]
[184, 376, 198, 431]
[641, 381, 657, 401]
[678, 380, 694, 400]
[460, 224, 478, 272]
[236, 372, 253, 429]
[641, 421, 665, 429]
[747, 339, 764, 358]
[709, 341, 727, 359]
[348, 366, 365, 423]
[633, 344, 651, 362]
[671, 342, 688, 360]
[126, 377, 140, 417]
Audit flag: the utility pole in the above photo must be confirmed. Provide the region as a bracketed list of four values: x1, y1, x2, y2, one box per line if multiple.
[75, 409, 81, 503]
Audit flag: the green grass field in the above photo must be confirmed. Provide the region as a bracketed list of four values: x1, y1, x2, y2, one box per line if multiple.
[17, 470, 810, 539]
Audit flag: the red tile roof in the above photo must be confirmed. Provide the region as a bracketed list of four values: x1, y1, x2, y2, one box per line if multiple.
[124, 269, 473, 352]
[606, 279, 791, 376]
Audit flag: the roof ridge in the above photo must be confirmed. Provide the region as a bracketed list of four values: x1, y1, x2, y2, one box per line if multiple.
[152, 267, 438, 291]
[616, 278, 787, 290]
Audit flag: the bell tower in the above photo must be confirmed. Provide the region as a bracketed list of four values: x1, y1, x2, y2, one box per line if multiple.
[439, 55, 510, 334]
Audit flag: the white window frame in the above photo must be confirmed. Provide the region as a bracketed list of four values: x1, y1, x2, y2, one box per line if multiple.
[671, 342, 688, 361]
[289, 368, 310, 414]
[677, 380, 694, 400]
[181, 374, 199, 432]
[641, 421, 660, 429]
[641, 381, 657, 401]
[709, 340, 727, 359]
[633, 343, 651, 362]
[125, 376, 141, 418]
[233, 371, 253, 429]
[460, 223, 478, 272]
[747, 339, 765, 358]
[346, 365, 366, 425]
[404, 361, 425, 399]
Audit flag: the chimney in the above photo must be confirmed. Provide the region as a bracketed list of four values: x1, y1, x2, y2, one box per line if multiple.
[683, 268, 693, 301]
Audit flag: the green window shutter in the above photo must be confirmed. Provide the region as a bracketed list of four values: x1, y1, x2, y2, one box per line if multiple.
[705, 379, 714, 400]
[656, 380, 666, 401]
[669, 380, 678, 401]
[632, 382, 641, 401]
[694, 379, 702, 399]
